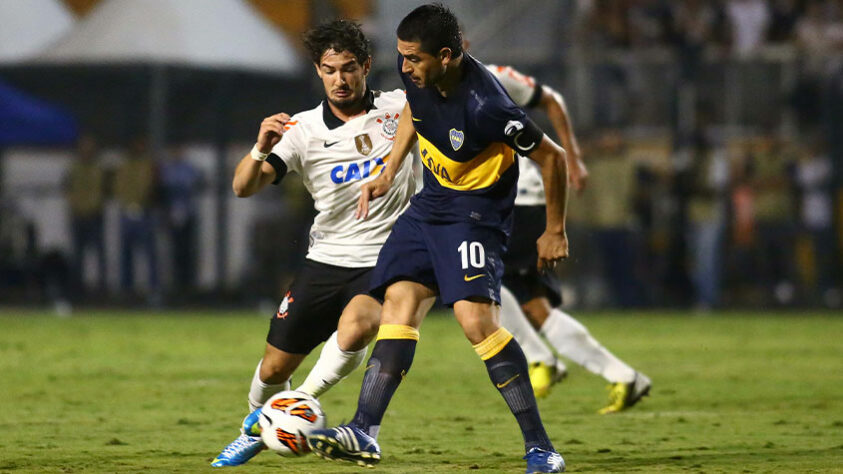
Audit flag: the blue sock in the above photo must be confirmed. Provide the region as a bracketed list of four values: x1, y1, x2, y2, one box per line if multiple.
[350, 325, 419, 438]
[476, 328, 553, 452]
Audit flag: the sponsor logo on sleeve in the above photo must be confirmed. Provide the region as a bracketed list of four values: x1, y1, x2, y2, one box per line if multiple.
[504, 120, 524, 136]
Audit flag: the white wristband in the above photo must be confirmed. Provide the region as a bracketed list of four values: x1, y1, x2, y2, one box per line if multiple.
[250, 144, 269, 162]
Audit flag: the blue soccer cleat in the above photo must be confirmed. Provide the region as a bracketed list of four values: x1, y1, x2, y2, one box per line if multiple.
[210, 409, 265, 467]
[210, 433, 264, 467]
[241, 407, 262, 436]
[524, 447, 565, 473]
[307, 424, 381, 467]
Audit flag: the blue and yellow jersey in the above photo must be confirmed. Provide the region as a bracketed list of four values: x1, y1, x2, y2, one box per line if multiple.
[399, 53, 543, 233]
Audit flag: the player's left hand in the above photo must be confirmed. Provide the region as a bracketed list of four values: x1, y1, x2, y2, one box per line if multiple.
[356, 172, 393, 220]
[536, 230, 569, 272]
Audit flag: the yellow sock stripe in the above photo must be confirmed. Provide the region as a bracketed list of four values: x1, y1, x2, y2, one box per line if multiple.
[472, 327, 513, 361]
[376, 324, 420, 341]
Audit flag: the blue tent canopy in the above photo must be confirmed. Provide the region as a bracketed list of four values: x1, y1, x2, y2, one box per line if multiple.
[0, 79, 77, 146]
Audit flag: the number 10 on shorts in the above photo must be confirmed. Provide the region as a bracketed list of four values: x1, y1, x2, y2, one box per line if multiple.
[458, 241, 485, 269]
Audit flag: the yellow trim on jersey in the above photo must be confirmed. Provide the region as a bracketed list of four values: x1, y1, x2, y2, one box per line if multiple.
[416, 133, 515, 191]
[376, 324, 420, 341]
[472, 327, 513, 360]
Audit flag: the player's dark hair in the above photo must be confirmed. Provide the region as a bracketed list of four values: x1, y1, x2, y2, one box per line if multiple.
[396, 3, 463, 58]
[303, 19, 372, 65]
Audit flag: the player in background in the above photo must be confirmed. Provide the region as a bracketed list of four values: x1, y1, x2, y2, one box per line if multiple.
[487, 64, 651, 413]
[211, 20, 418, 467]
[308, 5, 567, 472]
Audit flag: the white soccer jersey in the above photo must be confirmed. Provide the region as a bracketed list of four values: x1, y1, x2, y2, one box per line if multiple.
[271, 89, 415, 268]
[486, 64, 546, 207]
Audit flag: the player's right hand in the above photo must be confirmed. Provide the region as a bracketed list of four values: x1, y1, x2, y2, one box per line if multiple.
[356, 173, 393, 220]
[256, 113, 291, 153]
[536, 230, 569, 273]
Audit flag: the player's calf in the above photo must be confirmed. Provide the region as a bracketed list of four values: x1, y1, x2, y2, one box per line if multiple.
[474, 327, 557, 454]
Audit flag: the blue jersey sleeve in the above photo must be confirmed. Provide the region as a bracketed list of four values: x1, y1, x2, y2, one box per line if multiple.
[475, 97, 544, 155]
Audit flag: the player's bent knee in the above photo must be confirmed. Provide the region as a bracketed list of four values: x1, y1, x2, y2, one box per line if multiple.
[382, 282, 432, 327]
[338, 315, 380, 351]
[454, 299, 500, 345]
[260, 346, 306, 383]
[522, 297, 552, 326]
[336, 295, 382, 350]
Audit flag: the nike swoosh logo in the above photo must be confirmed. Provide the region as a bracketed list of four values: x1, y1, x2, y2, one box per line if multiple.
[365, 364, 375, 371]
[412, 117, 422, 122]
[496, 374, 520, 388]
[464, 274, 484, 282]
[324, 141, 340, 147]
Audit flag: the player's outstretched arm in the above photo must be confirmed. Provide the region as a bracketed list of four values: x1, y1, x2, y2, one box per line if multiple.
[526, 136, 569, 271]
[538, 86, 587, 193]
[356, 101, 417, 219]
[232, 113, 289, 197]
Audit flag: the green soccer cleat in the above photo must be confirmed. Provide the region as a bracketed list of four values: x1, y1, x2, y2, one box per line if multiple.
[598, 371, 651, 414]
[528, 360, 568, 399]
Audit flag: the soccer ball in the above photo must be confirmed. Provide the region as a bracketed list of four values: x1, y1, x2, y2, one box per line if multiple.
[258, 390, 326, 457]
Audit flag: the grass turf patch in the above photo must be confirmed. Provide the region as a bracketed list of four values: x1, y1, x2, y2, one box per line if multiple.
[0, 310, 841, 472]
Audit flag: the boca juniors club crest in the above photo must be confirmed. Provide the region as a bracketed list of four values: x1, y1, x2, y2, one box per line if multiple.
[449, 128, 464, 151]
[354, 134, 373, 156]
[377, 113, 399, 140]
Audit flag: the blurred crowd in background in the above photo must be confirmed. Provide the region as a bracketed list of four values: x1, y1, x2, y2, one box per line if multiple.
[0, 0, 841, 311]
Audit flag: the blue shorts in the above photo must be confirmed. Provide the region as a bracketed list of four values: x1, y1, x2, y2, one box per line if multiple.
[370, 213, 507, 305]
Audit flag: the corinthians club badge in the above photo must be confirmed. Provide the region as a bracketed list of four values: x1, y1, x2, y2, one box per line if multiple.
[377, 112, 399, 140]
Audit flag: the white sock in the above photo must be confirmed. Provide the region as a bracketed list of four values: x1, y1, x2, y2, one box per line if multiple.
[295, 331, 367, 398]
[541, 308, 636, 383]
[499, 285, 558, 366]
[248, 359, 290, 412]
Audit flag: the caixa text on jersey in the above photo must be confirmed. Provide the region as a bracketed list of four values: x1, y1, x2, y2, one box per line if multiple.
[329, 156, 387, 184]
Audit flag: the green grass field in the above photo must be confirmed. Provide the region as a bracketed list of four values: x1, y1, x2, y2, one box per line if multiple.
[1, 310, 841, 473]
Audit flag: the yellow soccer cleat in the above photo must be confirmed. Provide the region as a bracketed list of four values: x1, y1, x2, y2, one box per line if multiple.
[528, 361, 567, 399]
[598, 372, 651, 414]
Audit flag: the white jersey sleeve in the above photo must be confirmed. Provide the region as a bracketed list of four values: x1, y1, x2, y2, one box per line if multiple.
[271, 118, 306, 175]
[486, 64, 539, 108]
[486, 64, 547, 207]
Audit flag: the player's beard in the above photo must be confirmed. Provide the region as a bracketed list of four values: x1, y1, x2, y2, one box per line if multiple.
[328, 88, 365, 113]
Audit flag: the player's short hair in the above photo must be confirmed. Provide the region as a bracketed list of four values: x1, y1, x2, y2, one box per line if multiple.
[397, 3, 463, 58]
[303, 19, 372, 66]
